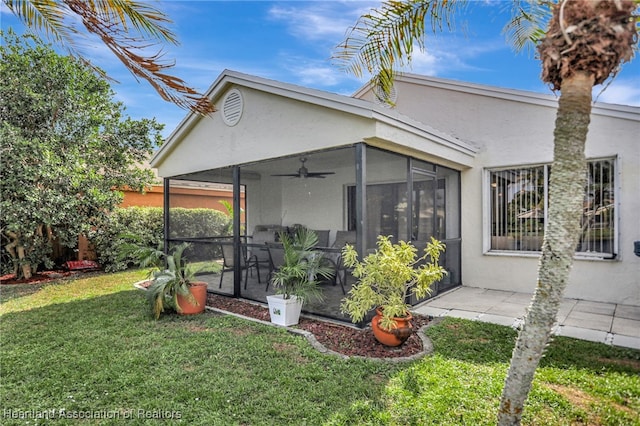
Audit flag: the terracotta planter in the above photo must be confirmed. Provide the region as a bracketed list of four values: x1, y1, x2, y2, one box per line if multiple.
[371, 307, 414, 347]
[176, 282, 208, 315]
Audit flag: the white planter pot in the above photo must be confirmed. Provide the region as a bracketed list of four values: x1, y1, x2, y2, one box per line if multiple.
[266, 295, 303, 326]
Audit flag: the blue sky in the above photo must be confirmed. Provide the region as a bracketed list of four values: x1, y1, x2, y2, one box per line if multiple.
[2, 1, 639, 136]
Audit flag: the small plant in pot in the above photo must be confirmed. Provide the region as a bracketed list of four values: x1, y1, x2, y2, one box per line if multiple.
[340, 235, 446, 346]
[267, 228, 334, 326]
[123, 240, 208, 319]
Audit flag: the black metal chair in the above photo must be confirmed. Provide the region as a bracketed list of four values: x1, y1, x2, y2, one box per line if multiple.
[265, 242, 285, 291]
[332, 230, 356, 248]
[319, 247, 347, 294]
[250, 230, 276, 276]
[327, 230, 356, 294]
[218, 242, 260, 289]
[312, 230, 330, 247]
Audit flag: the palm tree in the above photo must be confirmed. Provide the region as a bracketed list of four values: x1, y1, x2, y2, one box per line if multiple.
[3, 0, 214, 115]
[333, 1, 638, 424]
[498, 2, 636, 424]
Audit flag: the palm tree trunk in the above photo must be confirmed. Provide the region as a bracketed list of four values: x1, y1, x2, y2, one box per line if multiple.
[497, 71, 594, 425]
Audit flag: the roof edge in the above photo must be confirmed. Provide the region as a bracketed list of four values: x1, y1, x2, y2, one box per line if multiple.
[151, 69, 382, 167]
[353, 73, 640, 121]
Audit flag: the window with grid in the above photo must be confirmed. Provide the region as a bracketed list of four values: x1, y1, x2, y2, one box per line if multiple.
[489, 158, 615, 257]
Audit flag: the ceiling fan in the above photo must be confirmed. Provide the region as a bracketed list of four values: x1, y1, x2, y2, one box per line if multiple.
[271, 157, 335, 179]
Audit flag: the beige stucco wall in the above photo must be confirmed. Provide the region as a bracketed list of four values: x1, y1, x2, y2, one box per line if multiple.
[158, 72, 638, 305]
[155, 86, 374, 178]
[243, 165, 354, 242]
[372, 78, 639, 305]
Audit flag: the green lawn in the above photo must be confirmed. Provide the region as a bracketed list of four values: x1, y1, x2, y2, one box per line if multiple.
[1, 271, 638, 425]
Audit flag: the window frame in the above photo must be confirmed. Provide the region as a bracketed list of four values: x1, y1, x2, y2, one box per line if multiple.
[484, 157, 618, 260]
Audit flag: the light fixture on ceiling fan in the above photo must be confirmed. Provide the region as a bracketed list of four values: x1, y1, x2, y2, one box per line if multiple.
[271, 157, 335, 179]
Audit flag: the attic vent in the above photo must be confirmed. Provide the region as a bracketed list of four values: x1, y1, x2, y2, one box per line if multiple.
[373, 84, 397, 108]
[222, 89, 243, 126]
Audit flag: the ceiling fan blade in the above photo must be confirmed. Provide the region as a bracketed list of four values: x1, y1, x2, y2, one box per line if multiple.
[271, 157, 335, 178]
[306, 172, 335, 178]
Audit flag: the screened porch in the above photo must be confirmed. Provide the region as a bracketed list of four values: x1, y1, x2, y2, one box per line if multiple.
[162, 144, 462, 322]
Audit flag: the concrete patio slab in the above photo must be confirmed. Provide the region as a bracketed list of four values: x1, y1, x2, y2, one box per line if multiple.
[554, 325, 609, 345]
[414, 286, 640, 350]
[563, 310, 613, 332]
[447, 309, 483, 320]
[556, 300, 577, 323]
[616, 304, 640, 321]
[505, 292, 535, 304]
[478, 313, 519, 328]
[573, 300, 616, 316]
[486, 302, 527, 318]
[612, 317, 640, 338]
[482, 289, 514, 301]
[416, 306, 450, 318]
[612, 334, 640, 351]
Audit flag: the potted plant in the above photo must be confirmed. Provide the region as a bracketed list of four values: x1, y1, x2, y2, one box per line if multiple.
[340, 235, 446, 346]
[267, 228, 333, 326]
[124, 240, 208, 319]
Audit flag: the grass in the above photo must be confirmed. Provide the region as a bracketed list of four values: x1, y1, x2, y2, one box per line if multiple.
[1, 272, 639, 425]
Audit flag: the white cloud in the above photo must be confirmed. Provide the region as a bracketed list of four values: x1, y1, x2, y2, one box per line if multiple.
[293, 63, 349, 88]
[594, 78, 640, 107]
[268, 2, 378, 41]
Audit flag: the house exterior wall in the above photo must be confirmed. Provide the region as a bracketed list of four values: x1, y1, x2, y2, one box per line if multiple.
[245, 175, 283, 234]
[464, 112, 639, 305]
[279, 165, 352, 235]
[359, 78, 639, 305]
[120, 185, 237, 211]
[243, 158, 356, 244]
[154, 71, 638, 306]
[155, 86, 375, 178]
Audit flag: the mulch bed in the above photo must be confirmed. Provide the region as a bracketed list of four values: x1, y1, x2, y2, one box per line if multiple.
[1, 270, 79, 285]
[207, 293, 431, 359]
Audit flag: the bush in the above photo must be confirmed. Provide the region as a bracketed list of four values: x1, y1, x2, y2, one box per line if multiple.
[89, 207, 163, 272]
[169, 208, 230, 239]
[90, 207, 229, 272]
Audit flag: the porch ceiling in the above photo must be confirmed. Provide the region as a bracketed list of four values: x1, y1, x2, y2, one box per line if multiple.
[169, 148, 354, 184]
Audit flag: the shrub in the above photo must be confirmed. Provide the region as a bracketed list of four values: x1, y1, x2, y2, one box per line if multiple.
[89, 207, 163, 272]
[90, 207, 229, 272]
[169, 208, 230, 239]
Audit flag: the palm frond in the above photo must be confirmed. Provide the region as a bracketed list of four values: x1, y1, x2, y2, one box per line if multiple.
[333, 0, 464, 102]
[502, 0, 552, 55]
[92, 0, 178, 44]
[65, 0, 214, 114]
[5, 0, 213, 115]
[4, 0, 77, 47]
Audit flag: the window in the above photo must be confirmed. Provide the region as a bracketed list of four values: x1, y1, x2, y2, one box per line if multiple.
[489, 158, 615, 257]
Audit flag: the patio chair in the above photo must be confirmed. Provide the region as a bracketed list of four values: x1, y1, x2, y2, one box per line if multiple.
[326, 230, 356, 294]
[332, 230, 356, 249]
[250, 230, 277, 271]
[313, 230, 330, 247]
[218, 242, 261, 290]
[265, 242, 285, 291]
[319, 247, 346, 294]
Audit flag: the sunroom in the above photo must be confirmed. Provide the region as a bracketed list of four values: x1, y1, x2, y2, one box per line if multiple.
[150, 70, 477, 321]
